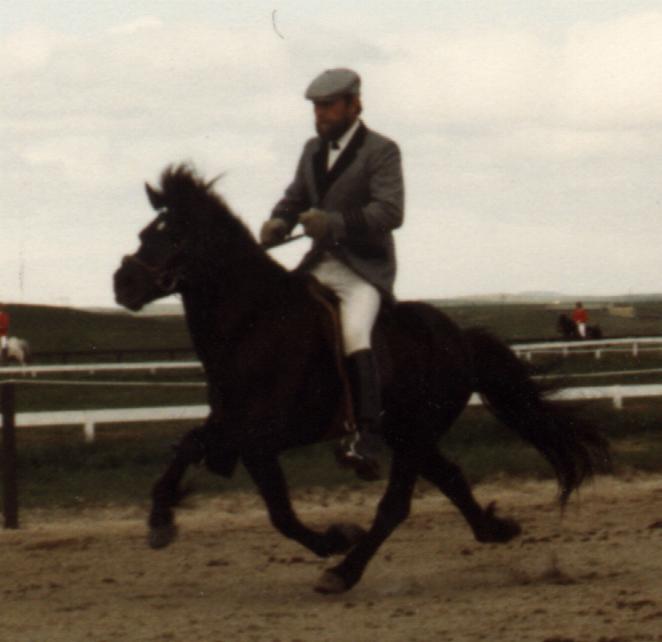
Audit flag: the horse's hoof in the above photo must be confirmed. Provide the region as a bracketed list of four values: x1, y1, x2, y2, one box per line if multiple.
[475, 502, 521, 543]
[148, 524, 178, 549]
[487, 518, 521, 543]
[314, 569, 349, 594]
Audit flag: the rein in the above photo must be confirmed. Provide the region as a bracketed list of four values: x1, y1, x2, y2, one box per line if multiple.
[121, 253, 183, 294]
[261, 233, 306, 250]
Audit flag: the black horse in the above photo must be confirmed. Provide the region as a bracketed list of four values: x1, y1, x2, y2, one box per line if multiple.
[113, 165, 610, 593]
[557, 314, 603, 340]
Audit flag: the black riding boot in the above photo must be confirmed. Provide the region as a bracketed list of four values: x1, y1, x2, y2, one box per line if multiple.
[340, 349, 383, 481]
[0, 346, 7, 364]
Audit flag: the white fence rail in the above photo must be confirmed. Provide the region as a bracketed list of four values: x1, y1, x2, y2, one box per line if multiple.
[16, 405, 209, 442]
[4, 338, 662, 442]
[11, 383, 662, 443]
[470, 383, 662, 411]
[0, 361, 202, 376]
[3, 336, 661, 376]
[513, 337, 662, 360]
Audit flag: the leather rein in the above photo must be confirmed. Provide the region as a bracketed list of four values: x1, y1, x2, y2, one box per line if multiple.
[121, 253, 184, 295]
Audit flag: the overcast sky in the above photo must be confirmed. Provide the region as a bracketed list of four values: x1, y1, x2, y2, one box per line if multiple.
[3, 1, 662, 307]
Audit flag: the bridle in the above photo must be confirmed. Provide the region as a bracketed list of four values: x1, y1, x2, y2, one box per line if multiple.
[121, 223, 303, 296]
[120, 252, 184, 295]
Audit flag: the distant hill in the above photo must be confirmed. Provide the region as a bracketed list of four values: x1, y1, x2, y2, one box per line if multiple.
[4, 295, 662, 361]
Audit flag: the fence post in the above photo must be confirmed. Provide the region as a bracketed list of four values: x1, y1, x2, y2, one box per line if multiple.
[612, 385, 623, 410]
[84, 421, 95, 443]
[1, 383, 19, 529]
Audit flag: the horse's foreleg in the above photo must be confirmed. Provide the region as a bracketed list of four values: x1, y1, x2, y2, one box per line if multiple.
[242, 455, 366, 558]
[419, 447, 521, 543]
[148, 427, 205, 549]
[316, 452, 418, 594]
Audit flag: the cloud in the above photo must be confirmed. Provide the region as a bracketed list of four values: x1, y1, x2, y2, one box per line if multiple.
[363, 11, 662, 134]
[0, 25, 75, 72]
[560, 12, 662, 127]
[364, 28, 555, 128]
[2, 7, 662, 305]
[107, 16, 163, 35]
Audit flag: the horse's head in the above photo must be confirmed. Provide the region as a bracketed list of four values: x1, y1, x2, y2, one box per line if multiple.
[114, 170, 196, 311]
[114, 164, 258, 311]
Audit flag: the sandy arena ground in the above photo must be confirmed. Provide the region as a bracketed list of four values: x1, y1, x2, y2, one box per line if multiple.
[1, 474, 661, 642]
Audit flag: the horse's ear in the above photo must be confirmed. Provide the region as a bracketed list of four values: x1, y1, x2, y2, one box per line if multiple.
[145, 183, 165, 210]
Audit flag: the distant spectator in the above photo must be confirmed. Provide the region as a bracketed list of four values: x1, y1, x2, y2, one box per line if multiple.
[572, 301, 588, 339]
[0, 304, 9, 361]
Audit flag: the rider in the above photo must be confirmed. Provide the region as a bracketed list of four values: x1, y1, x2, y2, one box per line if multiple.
[572, 301, 588, 339]
[0, 304, 9, 363]
[260, 68, 404, 479]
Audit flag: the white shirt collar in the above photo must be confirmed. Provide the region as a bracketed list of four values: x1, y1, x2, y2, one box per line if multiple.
[331, 118, 361, 151]
[327, 119, 361, 170]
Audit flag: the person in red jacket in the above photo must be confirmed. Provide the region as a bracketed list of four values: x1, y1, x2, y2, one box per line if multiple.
[0, 304, 9, 361]
[572, 301, 588, 338]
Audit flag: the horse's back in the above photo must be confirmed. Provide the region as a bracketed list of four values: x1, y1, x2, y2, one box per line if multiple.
[375, 300, 473, 414]
[379, 300, 465, 353]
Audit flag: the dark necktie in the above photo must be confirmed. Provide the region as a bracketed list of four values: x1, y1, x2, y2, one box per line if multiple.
[330, 140, 340, 150]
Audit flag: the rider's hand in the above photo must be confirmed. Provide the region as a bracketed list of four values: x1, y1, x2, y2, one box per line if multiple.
[260, 218, 288, 246]
[299, 209, 329, 240]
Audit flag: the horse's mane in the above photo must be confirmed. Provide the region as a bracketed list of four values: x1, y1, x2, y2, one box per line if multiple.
[158, 164, 256, 247]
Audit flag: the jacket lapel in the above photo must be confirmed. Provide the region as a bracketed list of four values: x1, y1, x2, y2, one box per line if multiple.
[312, 140, 328, 205]
[310, 123, 368, 203]
[324, 123, 367, 195]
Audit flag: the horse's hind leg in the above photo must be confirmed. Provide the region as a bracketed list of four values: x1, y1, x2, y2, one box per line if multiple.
[242, 454, 366, 558]
[419, 446, 521, 543]
[148, 427, 205, 549]
[316, 451, 418, 594]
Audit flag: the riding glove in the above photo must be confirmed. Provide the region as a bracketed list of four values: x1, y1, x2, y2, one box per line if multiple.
[299, 209, 329, 240]
[260, 218, 288, 246]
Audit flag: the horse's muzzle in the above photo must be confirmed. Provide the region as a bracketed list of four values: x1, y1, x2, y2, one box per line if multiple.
[113, 255, 150, 311]
[114, 254, 181, 311]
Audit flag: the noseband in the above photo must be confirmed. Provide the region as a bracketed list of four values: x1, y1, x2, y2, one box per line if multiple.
[121, 253, 183, 294]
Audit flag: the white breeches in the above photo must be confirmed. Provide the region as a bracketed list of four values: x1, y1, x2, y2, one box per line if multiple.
[0, 335, 7, 349]
[577, 322, 586, 338]
[310, 255, 381, 356]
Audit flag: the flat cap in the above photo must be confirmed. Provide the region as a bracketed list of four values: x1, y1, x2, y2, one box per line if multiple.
[304, 68, 361, 101]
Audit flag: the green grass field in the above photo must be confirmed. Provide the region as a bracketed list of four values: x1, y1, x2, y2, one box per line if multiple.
[5, 303, 191, 355]
[2, 300, 662, 510]
[10, 397, 662, 509]
[5, 298, 662, 356]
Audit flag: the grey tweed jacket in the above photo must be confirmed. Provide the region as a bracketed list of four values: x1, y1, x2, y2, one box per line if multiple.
[270, 122, 404, 296]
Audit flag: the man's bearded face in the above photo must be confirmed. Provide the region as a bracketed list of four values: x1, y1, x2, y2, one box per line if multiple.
[313, 96, 357, 141]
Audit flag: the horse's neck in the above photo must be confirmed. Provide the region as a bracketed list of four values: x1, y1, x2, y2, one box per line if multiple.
[181, 252, 290, 367]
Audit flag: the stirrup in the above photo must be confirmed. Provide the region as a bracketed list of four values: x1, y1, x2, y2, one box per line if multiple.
[335, 434, 382, 482]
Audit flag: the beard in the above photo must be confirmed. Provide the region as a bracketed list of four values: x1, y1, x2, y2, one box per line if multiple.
[315, 116, 354, 142]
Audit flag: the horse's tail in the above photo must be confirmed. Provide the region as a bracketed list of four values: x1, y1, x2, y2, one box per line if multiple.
[464, 327, 611, 503]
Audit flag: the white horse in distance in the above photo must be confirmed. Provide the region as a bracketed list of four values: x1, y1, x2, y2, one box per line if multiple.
[2, 337, 31, 366]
